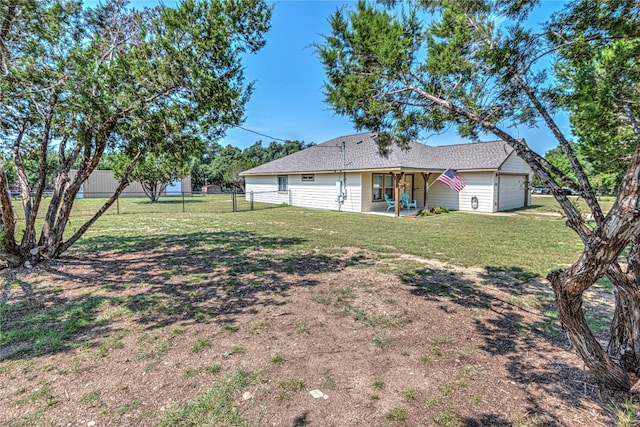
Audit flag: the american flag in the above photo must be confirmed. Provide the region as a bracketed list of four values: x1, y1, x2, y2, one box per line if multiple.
[436, 168, 466, 192]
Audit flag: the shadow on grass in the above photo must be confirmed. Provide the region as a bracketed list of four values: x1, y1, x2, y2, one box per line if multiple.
[0, 230, 346, 362]
[402, 265, 606, 427]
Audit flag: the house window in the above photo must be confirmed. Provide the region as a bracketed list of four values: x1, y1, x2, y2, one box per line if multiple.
[301, 174, 315, 182]
[277, 175, 288, 192]
[373, 173, 394, 201]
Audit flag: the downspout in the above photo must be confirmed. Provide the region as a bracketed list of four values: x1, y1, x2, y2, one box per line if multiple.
[495, 172, 500, 212]
[337, 171, 341, 212]
[338, 141, 346, 212]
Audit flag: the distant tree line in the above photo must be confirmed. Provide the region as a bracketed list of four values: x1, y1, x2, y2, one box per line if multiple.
[189, 139, 313, 192]
[536, 144, 619, 195]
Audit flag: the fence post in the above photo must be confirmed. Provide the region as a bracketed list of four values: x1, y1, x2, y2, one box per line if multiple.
[250, 191, 254, 211]
[232, 191, 237, 212]
[117, 196, 120, 215]
[182, 190, 185, 213]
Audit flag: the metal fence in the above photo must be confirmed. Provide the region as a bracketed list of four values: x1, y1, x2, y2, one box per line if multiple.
[10, 191, 278, 219]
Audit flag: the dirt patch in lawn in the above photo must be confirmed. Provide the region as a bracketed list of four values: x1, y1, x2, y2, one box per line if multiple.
[0, 247, 629, 426]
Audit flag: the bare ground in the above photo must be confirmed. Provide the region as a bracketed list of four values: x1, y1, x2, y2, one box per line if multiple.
[0, 247, 629, 426]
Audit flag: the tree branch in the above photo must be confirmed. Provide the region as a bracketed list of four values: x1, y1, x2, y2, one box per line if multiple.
[0, 1, 17, 76]
[405, 78, 593, 241]
[511, 72, 605, 225]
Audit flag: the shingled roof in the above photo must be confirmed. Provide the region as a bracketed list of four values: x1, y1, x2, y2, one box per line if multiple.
[240, 132, 516, 175]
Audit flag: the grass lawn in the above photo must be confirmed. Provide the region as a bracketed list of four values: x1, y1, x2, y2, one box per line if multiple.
[67, 194, 587, 277]
[2, 194, 635, 426]
[12, 193, 605, 278]
[11, 193, 264, 218]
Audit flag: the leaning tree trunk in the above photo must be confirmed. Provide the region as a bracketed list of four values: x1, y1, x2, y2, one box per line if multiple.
[545, 196, 640, 391]
[606, 235, 640, 377]
[608, 282, 640, 375]
[49, 150, 145, 258]
[549, 269, 631, 391]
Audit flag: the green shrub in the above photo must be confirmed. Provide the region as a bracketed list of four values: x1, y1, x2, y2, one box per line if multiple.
[417, 207, 450, 217]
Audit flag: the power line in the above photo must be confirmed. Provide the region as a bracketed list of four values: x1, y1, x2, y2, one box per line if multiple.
[237, 126, 289, 142]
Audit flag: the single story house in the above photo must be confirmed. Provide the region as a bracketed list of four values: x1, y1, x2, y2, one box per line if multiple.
[70, 170, 192, 198]
[240, 132, 532, 215]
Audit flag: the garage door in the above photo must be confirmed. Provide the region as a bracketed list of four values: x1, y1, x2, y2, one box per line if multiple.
[498, 175, 527, 211]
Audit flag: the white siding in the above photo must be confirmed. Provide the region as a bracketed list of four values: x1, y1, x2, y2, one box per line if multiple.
[428, 180, 460, 211]
[457, 172, 496, 213]
[290, 173, 339, 210]
[500, 152, 530, 174]
[245, 173, 362, 212]
[341, 173, 362, 212]
[496, 152, 531, 211]
[498, 175, 528, 211]
[246, 166, 531, 214]
[413, 174, 427, 209]
[244, 176, 290, 205]
[361, 173, 375, 212]
[428, 172, 496, 213]
[290, 172, 362, 212]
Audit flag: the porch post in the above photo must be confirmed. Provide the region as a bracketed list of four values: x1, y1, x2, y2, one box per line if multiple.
[421, 172, 430, 211]
[394, 173, 403, 217]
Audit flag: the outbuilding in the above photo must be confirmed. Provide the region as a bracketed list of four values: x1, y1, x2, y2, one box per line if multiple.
[70, 170, 192, 199]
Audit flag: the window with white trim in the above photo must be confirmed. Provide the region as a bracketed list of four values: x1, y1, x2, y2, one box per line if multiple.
[277, 175, 288, 192]
[372, 173, 394, 201]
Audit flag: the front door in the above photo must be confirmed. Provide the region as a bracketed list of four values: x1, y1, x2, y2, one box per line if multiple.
[402, 174, 414, 198]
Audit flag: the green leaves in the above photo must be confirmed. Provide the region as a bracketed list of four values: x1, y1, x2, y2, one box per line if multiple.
[550, 0, 640, 189]
[318, 2, 423, 136]
[317, 0, 553, 144]
[114, 151, 189, 202]
[0, 0, 272, 261]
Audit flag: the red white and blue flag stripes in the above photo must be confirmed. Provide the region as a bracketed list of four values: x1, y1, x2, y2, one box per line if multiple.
[436, 168, 466, 192]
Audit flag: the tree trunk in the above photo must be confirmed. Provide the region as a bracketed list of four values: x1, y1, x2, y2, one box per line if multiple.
[142, 180, 165, 203]
[607, 235, 640, 376]
[39, 134, 78, 249]
[0, 164, 20, 267]
[28, 91, 58, 243]
[608, 283, 640, 375]
[549, 270, 631, 390]
[52, 150, 144, 257]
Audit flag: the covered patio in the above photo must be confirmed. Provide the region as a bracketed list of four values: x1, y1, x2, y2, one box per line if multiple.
[363, 170, 438, 217]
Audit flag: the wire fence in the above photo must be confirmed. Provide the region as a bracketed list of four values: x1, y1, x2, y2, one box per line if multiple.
[10, 191, 281, 219]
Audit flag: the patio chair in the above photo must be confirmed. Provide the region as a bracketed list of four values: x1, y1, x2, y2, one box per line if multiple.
[384, 193, 395, 212]
[401, 193, 417, 210]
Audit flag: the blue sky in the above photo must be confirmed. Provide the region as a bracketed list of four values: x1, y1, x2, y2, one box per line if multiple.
[87, 0, 569, 154]
[225, 1, 358, 148]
